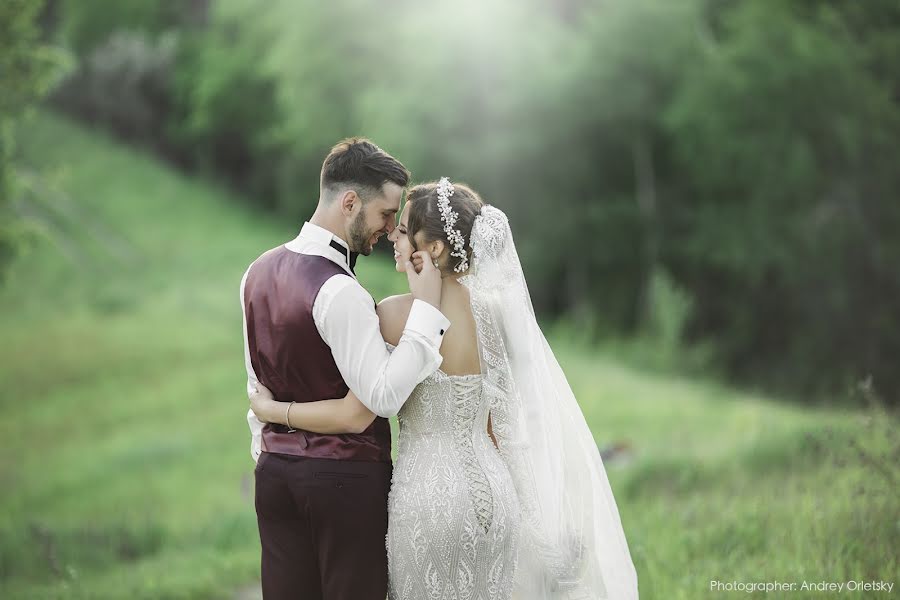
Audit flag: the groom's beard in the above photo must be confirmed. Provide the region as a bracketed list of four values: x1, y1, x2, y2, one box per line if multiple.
[348, 209, 375, 256]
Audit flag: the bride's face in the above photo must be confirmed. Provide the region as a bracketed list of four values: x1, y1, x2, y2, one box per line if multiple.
[388, 203, 414, 272]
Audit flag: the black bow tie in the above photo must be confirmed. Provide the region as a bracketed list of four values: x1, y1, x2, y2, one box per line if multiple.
[329, 239, 358, 273]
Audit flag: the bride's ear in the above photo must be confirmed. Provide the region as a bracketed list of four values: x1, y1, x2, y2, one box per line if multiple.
[429, 239, 446, 260]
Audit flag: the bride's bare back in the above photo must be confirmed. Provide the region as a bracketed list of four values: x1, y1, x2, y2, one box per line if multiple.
[376, 280, 480, 377]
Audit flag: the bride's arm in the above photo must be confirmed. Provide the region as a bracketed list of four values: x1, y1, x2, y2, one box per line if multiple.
[250, 383, 376, 435]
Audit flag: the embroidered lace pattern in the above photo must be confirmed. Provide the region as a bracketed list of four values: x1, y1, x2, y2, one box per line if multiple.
[386, 352, 520, 600]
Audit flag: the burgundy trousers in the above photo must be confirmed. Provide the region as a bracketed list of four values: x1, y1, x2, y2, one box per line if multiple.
[254, 452, 393, 600]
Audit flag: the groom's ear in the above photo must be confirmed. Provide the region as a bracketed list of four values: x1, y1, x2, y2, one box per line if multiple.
[339, 190, 360, 216]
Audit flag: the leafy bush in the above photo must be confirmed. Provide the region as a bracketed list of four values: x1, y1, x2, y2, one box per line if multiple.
[54, 31, 177, 148]
[56, 0, 181, 55]
[0, 0, 69, 282]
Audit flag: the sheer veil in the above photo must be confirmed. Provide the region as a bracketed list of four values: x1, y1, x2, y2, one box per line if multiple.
[459, 205, 639, 599]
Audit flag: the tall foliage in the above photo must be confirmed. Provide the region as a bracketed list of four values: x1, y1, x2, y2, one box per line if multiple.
[0, 0, 68, 281]
[663, 0, 900, 395]
[48, 0, 900, 401]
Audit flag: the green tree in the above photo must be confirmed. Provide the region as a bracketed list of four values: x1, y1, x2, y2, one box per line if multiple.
[516, 0, 705, 326]
[664, 0, 900, 396]
[0, 0, 69, 281]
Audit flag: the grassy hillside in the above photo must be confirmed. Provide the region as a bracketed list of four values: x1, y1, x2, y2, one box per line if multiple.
[0, 113, 896, 599]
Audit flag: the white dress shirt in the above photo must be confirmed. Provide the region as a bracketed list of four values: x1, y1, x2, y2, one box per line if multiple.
[241, 222, 450, 461]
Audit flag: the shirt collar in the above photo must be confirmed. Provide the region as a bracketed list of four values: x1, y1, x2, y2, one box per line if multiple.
[298, 221, 349, 250]
[285, 222, 356, 275]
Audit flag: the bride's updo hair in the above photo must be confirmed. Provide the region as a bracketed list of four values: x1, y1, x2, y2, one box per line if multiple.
[406, 181, 485, 274]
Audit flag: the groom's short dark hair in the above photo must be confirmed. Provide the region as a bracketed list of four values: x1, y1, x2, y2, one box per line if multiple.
[321, 138, 410, 202]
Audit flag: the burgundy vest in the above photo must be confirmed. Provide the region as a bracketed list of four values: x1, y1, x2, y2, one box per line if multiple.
[243, 247, 391, 462]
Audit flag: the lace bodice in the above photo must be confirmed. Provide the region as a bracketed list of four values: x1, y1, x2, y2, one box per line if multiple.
[396, 369, 496, 534]
[394, 369, 484, 435]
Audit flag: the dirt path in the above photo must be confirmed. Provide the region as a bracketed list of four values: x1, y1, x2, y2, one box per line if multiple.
[232, 583, 261, 600]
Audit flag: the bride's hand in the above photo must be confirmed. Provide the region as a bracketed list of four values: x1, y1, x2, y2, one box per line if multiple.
[406, 250, 441, 308]
[249, 382, 279, 423]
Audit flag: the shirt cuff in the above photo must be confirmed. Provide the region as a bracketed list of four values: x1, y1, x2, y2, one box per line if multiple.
[248, 409, 264, 463]
[404, 299, 451, 348]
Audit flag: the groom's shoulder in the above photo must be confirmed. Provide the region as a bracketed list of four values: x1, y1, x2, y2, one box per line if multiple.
[251, 244, 290, 265]
[242, 245, 283, 275]
[245, 244, 339, 274]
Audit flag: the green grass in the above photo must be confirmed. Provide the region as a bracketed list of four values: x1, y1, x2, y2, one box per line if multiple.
[1, 113, 897, 599]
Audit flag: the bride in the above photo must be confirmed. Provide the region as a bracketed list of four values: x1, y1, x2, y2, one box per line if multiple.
[250, 178, 638, 599]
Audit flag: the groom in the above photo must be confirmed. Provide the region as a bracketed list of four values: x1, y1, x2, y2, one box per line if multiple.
[240, 138, 449, 599]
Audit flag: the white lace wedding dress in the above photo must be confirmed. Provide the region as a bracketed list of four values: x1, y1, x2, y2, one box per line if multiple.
[386, 355, 521, 600]
[385, 202, 638, 600]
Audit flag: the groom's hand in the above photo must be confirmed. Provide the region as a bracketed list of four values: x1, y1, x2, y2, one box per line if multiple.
[406, 250, 441, 309]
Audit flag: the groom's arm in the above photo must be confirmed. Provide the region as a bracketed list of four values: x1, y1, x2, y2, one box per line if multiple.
[315, 275, 449, 418]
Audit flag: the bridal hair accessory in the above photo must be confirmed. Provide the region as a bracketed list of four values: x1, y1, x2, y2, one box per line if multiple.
[436, 177, 469, 273]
